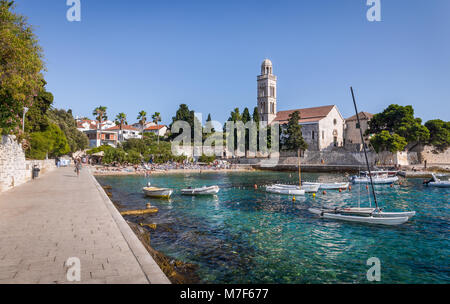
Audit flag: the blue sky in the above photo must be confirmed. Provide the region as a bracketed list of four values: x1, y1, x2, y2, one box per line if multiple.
[14, 0, 450, 125]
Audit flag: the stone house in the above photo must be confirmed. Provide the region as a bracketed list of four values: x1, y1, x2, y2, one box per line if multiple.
[344, 111, 373, 146]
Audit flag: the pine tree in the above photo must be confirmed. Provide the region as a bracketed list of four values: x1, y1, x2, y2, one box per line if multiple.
[283, 111, 308, 152]
[242, 108, 251, 124]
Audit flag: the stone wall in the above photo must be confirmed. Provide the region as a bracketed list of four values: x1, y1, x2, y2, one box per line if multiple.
[417, 146, 450, 165]
[0, 135, 56, 193]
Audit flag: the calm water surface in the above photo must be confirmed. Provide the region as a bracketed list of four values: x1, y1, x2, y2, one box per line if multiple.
[96, 171, 449, 283]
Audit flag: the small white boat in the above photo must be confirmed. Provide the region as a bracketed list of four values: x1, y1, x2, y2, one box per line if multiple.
[350, 175, 399, 184]
[272, 183, 320, 193]
[181, 185, 220, 195]
[308, 208, 409, 226]
[266, 185, 305, 196]
[425, 174, 450, 188]
[303, 182, 349, 190]
[142, 187, 173, 198]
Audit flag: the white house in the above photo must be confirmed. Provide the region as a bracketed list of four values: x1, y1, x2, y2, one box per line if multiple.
[84, 129, 118, 148]
[105, 125, 142, 142]
[144, 125, 168, 137]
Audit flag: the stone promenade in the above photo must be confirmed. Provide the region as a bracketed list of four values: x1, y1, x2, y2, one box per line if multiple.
[0, 166, 170, 284]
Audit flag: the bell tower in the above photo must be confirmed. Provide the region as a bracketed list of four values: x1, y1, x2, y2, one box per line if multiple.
[257, 59, 277, 124]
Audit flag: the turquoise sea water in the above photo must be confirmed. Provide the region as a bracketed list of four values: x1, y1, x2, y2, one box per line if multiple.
[96, 172, 449, 283]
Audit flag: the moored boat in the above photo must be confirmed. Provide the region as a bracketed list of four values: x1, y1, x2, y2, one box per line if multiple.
[308, 87, 415, 226]
[424, 174, 450, 188]
[272, 183, 320, 193]
[303, 182, 349, 190]
[266, 185, 305, 195]
[181, 185, 220, 195]
[350, 175, 399, 184]
[308, 208, 409, 225]
[142, 187, 173, 198]
[310, 207, 416, 219]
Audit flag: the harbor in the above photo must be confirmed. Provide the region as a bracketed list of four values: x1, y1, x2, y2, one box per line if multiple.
[96, 170, 449, 284]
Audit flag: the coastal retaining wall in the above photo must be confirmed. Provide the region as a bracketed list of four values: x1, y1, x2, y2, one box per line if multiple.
[417, 146, 450, 165]
[0, 135, 56, 193]
[235, 150, 422, 168]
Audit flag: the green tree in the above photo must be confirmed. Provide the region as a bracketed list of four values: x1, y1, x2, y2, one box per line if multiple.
[282, 111, 308, 152]
[137, 110, 147, 134]
[252, 107, 261, 150]
[126, 150, 142, 164]
[242, 107, 251, 124]
[92, 106, 107, 129]
[121, 138, 148, 155]
[47, 108, 89, 153]
[24, 82, 53, 133]
[114, 112, 127, 141]
[152, 112, 161, 144]
[228, 108, 242, 122]
[0, 0, 45, 135]
[370, 130, 408, 153]
[170, 104, 200, 142]
[425, 119, 450, 151]
[367, 104, 429, 144]
[252, 107, 260, 124]
[103, 148, 127, 164]
[27, 123, 70, 159]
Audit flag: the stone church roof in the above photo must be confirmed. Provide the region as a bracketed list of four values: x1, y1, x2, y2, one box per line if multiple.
[273, 105, 335, 124]
[346, 111, 373, 122]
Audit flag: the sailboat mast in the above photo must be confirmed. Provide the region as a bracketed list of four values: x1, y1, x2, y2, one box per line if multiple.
[350, 87, 379, 210]
[298, 149, 302, 187]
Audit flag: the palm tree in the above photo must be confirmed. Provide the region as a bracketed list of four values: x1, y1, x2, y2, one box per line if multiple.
[137, 110, 147, 138]
[92, 106, 107, 130]
[152, 112, 162, 144]
[115, 113, 127, 142]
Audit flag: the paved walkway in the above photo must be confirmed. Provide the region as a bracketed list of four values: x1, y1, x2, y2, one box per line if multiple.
[0, 166, 170, 284]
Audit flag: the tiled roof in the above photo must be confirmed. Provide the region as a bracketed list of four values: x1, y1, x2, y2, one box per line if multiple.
[77, 120, 97, 130]
[273, 105, 335, 124]
[105, 125, 139, 131]
[144, 125, 166, 131]
[346, 112, 373, 122]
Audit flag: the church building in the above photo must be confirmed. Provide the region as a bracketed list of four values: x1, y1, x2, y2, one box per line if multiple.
[257, 59, 345, 151]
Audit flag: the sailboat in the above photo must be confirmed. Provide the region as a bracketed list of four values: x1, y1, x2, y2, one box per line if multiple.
[308, 87, 416, 225]
[266, 150, 319, 195]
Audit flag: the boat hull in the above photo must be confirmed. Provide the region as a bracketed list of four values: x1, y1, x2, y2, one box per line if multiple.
[428, 182, 450, 188]
[331, 208, 416, 219]
[303, 182, 349, 190]
[181, 186, 220, 195]
[308, 208, 409, 225]
[351, 176, 399, 184]
[143, 187, 173, 198]
[266, 186, 305, 196]
[272, 184, 320, 193]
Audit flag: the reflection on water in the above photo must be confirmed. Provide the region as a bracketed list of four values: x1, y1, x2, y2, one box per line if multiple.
[96, 171, 450, 283]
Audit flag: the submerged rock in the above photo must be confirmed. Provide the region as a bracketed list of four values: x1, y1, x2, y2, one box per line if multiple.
[127, 221, 200, 284]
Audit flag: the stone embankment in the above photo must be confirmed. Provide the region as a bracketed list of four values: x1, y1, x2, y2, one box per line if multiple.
[0, 135, 56, 192]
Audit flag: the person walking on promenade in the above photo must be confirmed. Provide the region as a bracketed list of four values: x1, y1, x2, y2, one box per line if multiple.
[75, 158, 82, 177]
